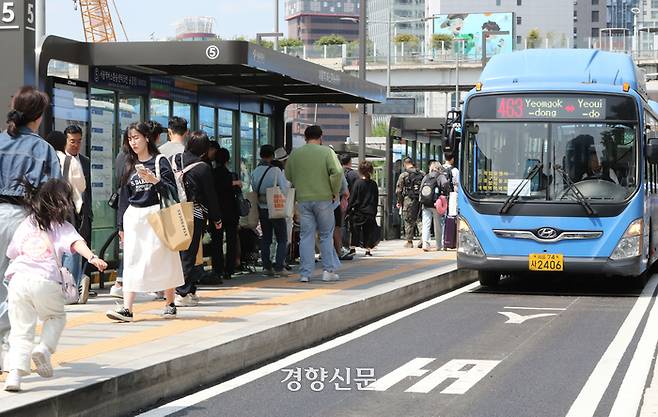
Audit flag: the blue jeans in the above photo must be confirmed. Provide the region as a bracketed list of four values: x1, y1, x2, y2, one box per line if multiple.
[62, 252, 85, 287]
[298, 201, 341, 278]
[259, 209, 288, 271]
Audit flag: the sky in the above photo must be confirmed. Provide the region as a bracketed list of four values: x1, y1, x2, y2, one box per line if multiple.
[46, 0, 286, 41]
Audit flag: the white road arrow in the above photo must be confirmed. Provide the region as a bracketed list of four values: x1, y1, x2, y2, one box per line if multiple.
[498, 311, 557, 324]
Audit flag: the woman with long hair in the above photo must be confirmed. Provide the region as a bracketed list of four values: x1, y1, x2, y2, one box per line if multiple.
[347, 161, 380, 256]
[0, 86, 59, 355]
[106, 122, 183, 322]
[3, 179, 106, 391]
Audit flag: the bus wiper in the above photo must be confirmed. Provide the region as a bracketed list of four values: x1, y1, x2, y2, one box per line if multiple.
[500, 163, 543, 214]
[554, 165, 595, 215]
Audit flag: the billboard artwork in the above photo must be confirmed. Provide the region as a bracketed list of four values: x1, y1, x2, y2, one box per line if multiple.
[433, 12, 513, 59]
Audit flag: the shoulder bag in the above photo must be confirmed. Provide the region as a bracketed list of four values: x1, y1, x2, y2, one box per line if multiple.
[45, 231, 79, 304]
[146, 155, 195, 251]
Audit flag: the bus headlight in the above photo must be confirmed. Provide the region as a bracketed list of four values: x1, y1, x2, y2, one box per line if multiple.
[457, 217, 485, 257]
[610, 219, 642, 260]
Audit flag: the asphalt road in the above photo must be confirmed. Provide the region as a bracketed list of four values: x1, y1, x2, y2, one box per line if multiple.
[141, 273, 658, 417]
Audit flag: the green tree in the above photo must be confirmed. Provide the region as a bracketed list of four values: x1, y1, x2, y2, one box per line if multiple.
[431, 34, 453, 50]
[527, 29, 541, 48]
[250, 38, 274, 49]
[315, 34, 347, 46]
[394, 33, 419, 45]
[280, 38, 303, 48]
[372, 121, 389, 137]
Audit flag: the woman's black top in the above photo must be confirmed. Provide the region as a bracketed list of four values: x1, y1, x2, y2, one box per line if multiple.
[348, 178, 379, 219]
[214, 164, 240, 224]
[117, 155, 177, 230]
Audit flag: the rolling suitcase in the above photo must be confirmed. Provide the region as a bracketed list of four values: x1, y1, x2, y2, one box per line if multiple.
[443, 215, 457, 249]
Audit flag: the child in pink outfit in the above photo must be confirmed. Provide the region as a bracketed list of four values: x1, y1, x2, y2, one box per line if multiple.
[3, 179, 107, 392]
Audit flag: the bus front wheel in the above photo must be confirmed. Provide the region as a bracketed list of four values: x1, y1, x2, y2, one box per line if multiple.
[478, 271, 501, 287]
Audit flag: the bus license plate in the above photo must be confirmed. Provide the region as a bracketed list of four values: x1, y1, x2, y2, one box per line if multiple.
[529, 254, 563, 271]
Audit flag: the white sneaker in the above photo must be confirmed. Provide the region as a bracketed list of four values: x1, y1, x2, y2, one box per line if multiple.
[3, 370, 21, 391]
[175, 294, 198, 307]
[110, 284, 123, 299]
[31, 344, 53, 378]
[190, 293, 200, 303]
[78, 275, 90, 304]
[299, 276, 309, 283]
[322, 271, 340, 282]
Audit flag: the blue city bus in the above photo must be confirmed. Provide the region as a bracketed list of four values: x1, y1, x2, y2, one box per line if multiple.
[454, 49, 658, 287]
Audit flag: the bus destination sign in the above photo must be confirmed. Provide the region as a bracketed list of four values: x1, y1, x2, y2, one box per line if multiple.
[495, 96, 607, 120]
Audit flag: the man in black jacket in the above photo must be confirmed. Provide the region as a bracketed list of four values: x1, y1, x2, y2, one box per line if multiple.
[171, 132, 222, 307]
[64, 124, 94, 303]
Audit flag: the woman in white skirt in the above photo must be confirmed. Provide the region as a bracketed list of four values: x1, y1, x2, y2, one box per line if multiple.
[106, 122, 184, 322]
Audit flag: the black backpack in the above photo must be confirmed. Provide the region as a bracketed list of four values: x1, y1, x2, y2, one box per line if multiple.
[404, 170, 424, 200]
[419, 174, 440, 207]
[438, 165, 454, 196]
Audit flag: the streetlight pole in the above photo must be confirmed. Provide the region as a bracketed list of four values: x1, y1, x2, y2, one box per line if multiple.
[274, 0, 280, 51]
[358, 0, 367, 163]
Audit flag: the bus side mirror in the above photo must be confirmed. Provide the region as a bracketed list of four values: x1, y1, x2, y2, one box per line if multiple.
[647, 137, 658, 164]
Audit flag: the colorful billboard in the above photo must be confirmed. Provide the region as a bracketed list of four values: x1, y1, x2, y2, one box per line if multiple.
[433, 12, 514, 59]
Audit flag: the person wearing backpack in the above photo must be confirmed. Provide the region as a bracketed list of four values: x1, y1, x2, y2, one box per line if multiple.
[419, 162, 447, 251]
[170, 132, 222, 307]
[395, 157, 424, 248]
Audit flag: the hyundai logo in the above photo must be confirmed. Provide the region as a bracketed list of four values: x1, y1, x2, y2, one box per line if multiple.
[536, 227, 558, 239]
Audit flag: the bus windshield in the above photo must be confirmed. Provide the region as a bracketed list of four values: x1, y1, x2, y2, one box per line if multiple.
[461, 121, 638, 203]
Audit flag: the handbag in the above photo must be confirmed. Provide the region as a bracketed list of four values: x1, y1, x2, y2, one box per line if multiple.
[237, 191, 251, 217]
[108, 191, 119, 210]
[146, 155, 195, 251]
[45, 232, 79, 304]
[266, 171, 288, 219]
[241, 166, 272, 229]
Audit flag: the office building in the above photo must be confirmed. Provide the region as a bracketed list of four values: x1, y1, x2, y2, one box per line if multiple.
[369, 0, 426, 57]
[574, 0, 608, 48]
[285, 0, 361, 144]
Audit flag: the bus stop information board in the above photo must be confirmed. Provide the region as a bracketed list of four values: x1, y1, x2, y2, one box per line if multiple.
[496, 96, 607, 120]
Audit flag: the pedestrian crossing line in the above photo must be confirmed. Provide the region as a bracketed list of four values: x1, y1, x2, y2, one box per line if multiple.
[50, 259, 438, 368]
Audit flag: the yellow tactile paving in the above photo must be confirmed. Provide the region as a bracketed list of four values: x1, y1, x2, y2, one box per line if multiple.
[51, 258, 440, 367]
[56, 247, 424, 331]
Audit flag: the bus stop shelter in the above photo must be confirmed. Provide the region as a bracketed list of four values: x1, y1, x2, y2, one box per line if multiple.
[384, 117, 445, 239]
[35, 35, 385, 259]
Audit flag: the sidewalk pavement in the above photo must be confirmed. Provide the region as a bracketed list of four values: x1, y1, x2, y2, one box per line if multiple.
[0, 241, 469, 417]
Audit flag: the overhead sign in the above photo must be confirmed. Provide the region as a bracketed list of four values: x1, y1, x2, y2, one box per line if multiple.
[373, 97, 416, 115]
[496, 96, 607, 120]
[92, 67, 150, 95]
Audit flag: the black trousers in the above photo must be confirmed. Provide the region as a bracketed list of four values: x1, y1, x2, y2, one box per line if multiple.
[177, 216, 204, 296]
[209, 220, 238, 276]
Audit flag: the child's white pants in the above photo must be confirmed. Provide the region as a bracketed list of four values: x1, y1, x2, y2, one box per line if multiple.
[7, 274, 66, 373]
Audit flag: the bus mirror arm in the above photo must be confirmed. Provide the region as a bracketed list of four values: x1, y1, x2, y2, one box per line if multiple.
[646, 137, 658, 164]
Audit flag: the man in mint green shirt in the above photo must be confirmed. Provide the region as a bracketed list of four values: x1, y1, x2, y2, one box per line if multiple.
[285, 125, 343, 282]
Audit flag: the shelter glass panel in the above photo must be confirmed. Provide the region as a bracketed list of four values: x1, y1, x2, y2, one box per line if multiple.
[218, 109, 233, 151]
[150, 98, 170, 144]
[173, 102, 192, 127]
[240, 112, 255, 193]
[200, 106, 216, 140]
[257, 115, 271, 148]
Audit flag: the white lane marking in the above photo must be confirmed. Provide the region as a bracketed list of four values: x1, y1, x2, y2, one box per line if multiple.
[565, 274, 658, 417]
[406, 359, 500, 394]
[610, 281, 658, 417]
[504, 306, 567, 311]
[498, 312, 557, 324]
[136, 281, 480, 417]
[366, 358, 434, 391]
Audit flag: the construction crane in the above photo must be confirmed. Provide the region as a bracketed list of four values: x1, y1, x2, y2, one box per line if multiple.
[72, 0, 128, 43]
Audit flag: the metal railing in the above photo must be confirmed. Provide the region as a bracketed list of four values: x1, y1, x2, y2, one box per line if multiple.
[281, 34, 658, 67]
